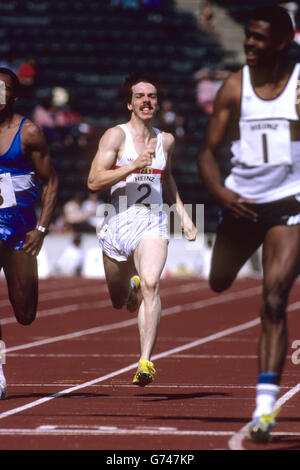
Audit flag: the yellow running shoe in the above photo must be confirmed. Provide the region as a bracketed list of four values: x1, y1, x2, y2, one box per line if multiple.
[126, 275, 140, 313]
[132, 360, 156, 387]
[248, 407, 280, 443]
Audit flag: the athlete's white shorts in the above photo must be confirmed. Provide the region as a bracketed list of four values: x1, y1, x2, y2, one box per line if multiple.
[97, 205, 169, 262]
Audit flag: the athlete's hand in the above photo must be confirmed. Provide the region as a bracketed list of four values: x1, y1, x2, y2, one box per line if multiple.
[133, 145, 156, 170]
[214, 186, 258, 222]
[182, 215, 197, 241]
[22, 229, 45, 256]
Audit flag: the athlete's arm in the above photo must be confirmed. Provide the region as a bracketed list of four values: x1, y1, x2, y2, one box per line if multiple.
[162, 132, 197, 241]
[21, 121, 58, 256]
[197, 72, 258, 222]
[87, 126, 155, 192]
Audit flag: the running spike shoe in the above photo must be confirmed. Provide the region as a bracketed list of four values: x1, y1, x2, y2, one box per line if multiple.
[132, 360, 156, 387]
[248, 407, 280, 443]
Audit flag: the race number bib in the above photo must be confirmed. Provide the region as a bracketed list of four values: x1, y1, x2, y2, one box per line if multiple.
[239, 118, 292, 166]
[0, 173, 17, 208]
[126, 168, 163, 206]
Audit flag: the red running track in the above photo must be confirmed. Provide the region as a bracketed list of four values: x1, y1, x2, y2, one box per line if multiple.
[0, 275, 300, 451]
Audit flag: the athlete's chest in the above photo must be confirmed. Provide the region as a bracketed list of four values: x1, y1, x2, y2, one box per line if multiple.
[118, 135, 159, 162]
[0, 124, 22, 156]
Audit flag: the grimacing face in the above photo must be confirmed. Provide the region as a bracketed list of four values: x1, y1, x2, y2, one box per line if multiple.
[128, 82, 159, 119]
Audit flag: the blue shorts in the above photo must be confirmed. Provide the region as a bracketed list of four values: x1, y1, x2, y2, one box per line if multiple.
[0, 206, 37, 250]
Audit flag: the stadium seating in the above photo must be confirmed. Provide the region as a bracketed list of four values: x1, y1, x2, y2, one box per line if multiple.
[0, 0, 233, 230]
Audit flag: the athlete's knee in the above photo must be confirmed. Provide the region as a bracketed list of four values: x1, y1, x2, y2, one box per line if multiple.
[141, 276, 159, 295]
[262, 288, 287, 323]
[15, 308, 37, 326]
[111, 299, 124, 309]
[209, 273, 232, 293]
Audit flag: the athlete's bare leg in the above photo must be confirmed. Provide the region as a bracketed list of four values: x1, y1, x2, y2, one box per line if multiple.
[1, 242, 38, 325]
[259, 225, 300, 382]
[102, 252, 135, 309]
[209, 215, 264, 292]
[133, 236, 168, 361]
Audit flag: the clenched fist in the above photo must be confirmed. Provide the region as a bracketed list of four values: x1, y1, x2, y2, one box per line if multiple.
[134, 145, 156, 170]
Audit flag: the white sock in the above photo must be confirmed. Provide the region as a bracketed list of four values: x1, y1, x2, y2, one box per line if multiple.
[253, 383, 279, 418]
[0, 359, 4, 380]
[0, 342, 5, 378]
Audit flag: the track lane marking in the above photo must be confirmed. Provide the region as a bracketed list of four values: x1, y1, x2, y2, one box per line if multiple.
[0, 426, 299, 437]
[0, 315, 262, 420]
[0, 427, 237, 436]
[2, 286, 262, 353]
[0, 281, 210, 309]
[0, 282, 210, 325]
[1, 282, 299, 449]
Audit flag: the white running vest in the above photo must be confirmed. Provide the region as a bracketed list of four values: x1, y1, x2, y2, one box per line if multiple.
[110, 124, 166, 210]
[225, 64, 300, 203]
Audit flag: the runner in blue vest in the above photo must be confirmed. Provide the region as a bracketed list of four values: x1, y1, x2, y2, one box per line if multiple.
[0, 68, 58, 399]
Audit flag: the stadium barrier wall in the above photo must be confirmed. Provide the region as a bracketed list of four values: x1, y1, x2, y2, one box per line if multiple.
[29, 233, 262, 279]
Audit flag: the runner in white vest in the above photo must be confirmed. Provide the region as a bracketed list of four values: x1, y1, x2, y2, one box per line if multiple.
[198, 6, 300, 442]
[88, 73, 196, 387]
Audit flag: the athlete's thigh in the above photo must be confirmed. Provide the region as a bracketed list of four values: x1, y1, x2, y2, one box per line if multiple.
[133, 235, 168, 285]
[262, 224, 300, 292]
[102, 252, 135, 306]
[210, 214, 264, 289]
[3, 248, 38, 322]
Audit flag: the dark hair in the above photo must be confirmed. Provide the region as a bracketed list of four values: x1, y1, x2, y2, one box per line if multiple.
[0, 67, 20, 97]
[249, 6, 294, 45]
[123, 72, 162, 105]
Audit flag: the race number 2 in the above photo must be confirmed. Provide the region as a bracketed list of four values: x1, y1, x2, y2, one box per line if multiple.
[136, 183, 151, 205]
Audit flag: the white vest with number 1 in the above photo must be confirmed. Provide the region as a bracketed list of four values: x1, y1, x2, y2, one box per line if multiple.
[234, 64, 300, 167]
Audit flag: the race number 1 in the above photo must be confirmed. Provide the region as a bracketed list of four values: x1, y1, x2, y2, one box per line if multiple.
[239, 118, 292, 166]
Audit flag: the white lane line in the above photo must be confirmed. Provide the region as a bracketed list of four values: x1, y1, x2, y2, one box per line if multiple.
[0, 426, 299, 438]
[0, 300, 112, 326]
[2, 286, 261, 354]
[0, 282, 210, 325]
[7, 353, 259, 359]
[3, 318, 137, 353]
[0, 285, 108, 308]
[0, 427, 235, 437]
[3, 383, 260, 389]
[0, 281, 209, 307]
[0, 316, 262, 421]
